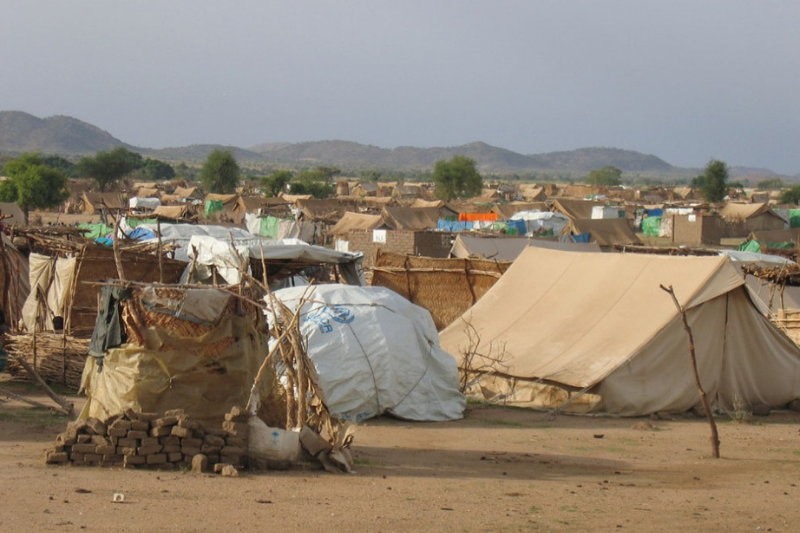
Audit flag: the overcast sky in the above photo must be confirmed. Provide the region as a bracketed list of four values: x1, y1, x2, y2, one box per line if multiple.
[1, 1, 798, 174]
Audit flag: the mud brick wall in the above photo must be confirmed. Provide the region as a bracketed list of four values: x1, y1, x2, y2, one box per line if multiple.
[44, 407, 249, 472]
[346, 230, 455, 268]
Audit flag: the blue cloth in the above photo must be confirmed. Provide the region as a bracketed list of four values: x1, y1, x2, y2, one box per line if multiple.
[644, 208, 663, 217]
[572, 232, 591, 243]
[127, 227, 156, 240]
[437, 220, 473, 231]
[505, 219, 527, 235]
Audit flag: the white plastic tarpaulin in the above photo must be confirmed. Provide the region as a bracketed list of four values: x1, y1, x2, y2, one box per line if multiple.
[266, 285, 465, 422]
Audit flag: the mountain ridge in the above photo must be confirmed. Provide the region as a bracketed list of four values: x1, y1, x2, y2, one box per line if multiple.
[1, 111, 794, 179]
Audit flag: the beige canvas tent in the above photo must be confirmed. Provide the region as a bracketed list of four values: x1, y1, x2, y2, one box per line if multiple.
[439, 247, 800, 416]
[563, 218, 640, 247]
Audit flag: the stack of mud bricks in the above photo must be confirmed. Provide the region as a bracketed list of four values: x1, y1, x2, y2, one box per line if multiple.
[44, 406, 249, 472]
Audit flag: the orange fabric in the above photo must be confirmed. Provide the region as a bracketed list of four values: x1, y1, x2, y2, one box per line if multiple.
[458, 212, 498, 222]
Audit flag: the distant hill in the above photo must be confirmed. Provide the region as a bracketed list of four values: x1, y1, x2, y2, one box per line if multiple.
[0, 111, 128, 154]
[1, 111, 790, 179]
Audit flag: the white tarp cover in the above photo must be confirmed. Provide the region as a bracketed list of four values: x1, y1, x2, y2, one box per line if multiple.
[267, 285, 465, 422]
[130, 222, 272, 262]
[129, 197, 162, 209]
[439, 247, 800, 415]
[509, 210, 570, 236]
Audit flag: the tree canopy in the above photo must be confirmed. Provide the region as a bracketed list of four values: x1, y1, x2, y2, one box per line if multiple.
[0, 153, 70, 219]
[432, 155, 483, 201]
[142, 158, 175, 181]
[200, 150, 240, 194]
[77, 147, 143, 191]
[779, 186, 800, 205]
[260, 170, 293, 197]
[700, 159, 729, 203]
[586, 165, 622, 186]
[289, 169, 334, 198]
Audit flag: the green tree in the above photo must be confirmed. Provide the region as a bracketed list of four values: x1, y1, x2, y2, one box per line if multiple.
[700, 159, 729, 203]
[142, 158, 175, 181]
[0, 153, 69, 221]
[586, 165, 622, 186]
[289, 170, 334, 198]
[758, 178, 784, 191]
[200, 150, 240, 194]
[432, 155, 483, 201]
[360, 169, 382, 182]
[39, 155, 78, 177]
[77, 147, 143, 191]
[260, 170, 293, 196]
[779, 186, 800, 205]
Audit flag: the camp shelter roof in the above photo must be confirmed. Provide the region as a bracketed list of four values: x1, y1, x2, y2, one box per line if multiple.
[151, 205, 191, 220]
[449, 235, 531, 261]
[280, 193, 314, 202]
[527, 238, 602, 253]
[0, 202, 26, 226]
[720, 202, 783, 221]
[747, 228, 800, 245]
[204, 193, 239, 207]
[328, 211, 386, 235]
[492, 202, 547, 219]
[381, 206, 440, 230]
[135, 222, 270, 262]
[551, 198, 605, 220]
[440, 248, 745, 388]
[565, 218, 640, 246]
[408, 198, 444, 209]
[83, 192, 126, 211]
[173, 186, 201, 199]
[135, 187, 160, 198]
[439, 247, 800, 415]
[519, 185, 546, 201]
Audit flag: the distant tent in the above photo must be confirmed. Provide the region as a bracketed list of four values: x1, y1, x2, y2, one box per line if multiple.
[381, 206, 440, 230]
[0, 202, 27, 227]
[327, 212, 386, 236]
[562, 218, 640, 247]
[439, 247, 800, 416]
[449, 235, 531, 261]
[551, 198, 605, 220]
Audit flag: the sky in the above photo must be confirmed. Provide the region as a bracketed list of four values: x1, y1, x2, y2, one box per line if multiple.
[1, 1, 798, 174]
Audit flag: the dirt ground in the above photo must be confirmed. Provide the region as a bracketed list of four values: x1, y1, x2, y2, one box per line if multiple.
[1, 378, 799, 533]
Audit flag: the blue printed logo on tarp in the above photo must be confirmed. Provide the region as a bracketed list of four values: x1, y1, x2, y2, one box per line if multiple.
[306, 305, 355, 334]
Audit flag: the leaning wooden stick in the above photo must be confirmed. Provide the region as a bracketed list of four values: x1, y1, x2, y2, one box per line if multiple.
[660, 284, 720, 458]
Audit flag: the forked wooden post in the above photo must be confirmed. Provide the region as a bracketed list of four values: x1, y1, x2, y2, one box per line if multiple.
[660, 284, 720, 458]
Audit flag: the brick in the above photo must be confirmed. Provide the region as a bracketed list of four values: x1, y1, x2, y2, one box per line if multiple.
[140, 437, 160, 447]
[191, 454, 208, 473]
[71, 460, 88, 467]
[91, 435, 111, 446]
[117, 437, 138, 448]
[201, 444, 222, 454]
[55, 433, 76, 447]
[162, 445, 182, 454]
[150, 426, 172, 438]
[168, 452, 183, 462]
[171, 426, 193, 438]
[124, 455, 146, 466]
[137, 445, 163, 456]
[110, 419, 132, 431]
[85, 418, 107, 436]
[45, 451, 69, 464]
[76, 434, 91, 444]
[85, 453, 103, 463]
[206, 453, 220, 464]
[103, 454, 124, 463]
[146, 454, 167, 465]
[72, 443, 98, 454]
[177, 418, 200, 430]
[164, 409, 186, 418]
[129, 420, 150, 432]
[221, 454, 241, 466]
[69, 452, 85, 462]
[181, 437, 202, 448]
[204, 427, 227, 438]
[220, 465, 239, 477]
[66, 420, 88, 439]
[96, 445, 117, 455]
[225, 437, 246, 448]
[221, 446, 245, 456]
[159, 436, 181, 446]
[204, 435, 226, 447]
[108, 427, 128, 438]
[127, 430, 149, 439]
[181, 446, 201, 457]
[155, 416, 179, 428]
[133, 411, 160, 422]
[119, 447, 138, 456]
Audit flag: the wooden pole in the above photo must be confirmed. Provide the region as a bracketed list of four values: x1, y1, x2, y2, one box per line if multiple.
[660, 284, 720, 458]
[112, 218, 126, 281]
[156, 218, 164, 283]
[9, 353, 74, 417]
[0, 387, 70, 415]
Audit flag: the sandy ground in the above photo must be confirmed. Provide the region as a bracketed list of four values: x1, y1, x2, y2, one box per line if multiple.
[1, 378, 799, 533]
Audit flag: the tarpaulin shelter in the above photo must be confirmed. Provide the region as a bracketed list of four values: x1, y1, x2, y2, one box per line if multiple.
[382, 206, 441, 230]
[80, 192, 126, 215]
[720, 203, 786, 235]
[551, 198, 605, 220]
[449, 235, 531, 261]
[267, 284, 465, 421]
[439, 247, 800, 416]
[80, 285, 271, 425]
[327, 212, 386, 236]
[562, 218, 640, 247]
